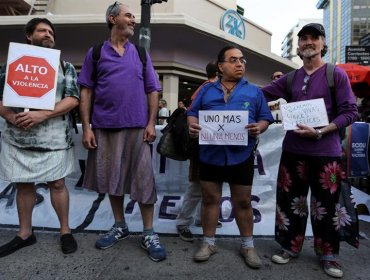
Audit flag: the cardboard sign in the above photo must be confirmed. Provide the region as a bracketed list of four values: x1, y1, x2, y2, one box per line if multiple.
[199, 110, 248, 146]
[280, 98, 329, 130]
[3, 42, 60, 110]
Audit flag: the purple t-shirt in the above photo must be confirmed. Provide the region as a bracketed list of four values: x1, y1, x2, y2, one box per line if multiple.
[78, 40, 161, 128]
[262, 64, 358, 157]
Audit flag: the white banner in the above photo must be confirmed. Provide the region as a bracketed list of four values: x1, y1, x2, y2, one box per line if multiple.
[3, 122, 367, 235]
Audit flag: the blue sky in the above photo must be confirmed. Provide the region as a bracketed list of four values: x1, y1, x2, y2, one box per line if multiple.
[236, 0, 323, 55]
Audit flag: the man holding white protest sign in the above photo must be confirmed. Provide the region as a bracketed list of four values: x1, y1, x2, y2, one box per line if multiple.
[262, 23, 358, 278]
[187, 45, 273, 268]
[0, 18, 80, 257]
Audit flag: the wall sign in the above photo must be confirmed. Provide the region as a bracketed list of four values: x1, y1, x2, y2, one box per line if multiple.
[221, 9, 246, 40]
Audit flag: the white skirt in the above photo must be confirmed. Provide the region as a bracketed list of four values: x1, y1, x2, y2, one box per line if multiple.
[0, 140, 75, 183]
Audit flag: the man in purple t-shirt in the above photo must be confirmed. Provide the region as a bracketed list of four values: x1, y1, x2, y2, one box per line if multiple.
[77, 2, 166, 262]
[262, 23, 358, 278]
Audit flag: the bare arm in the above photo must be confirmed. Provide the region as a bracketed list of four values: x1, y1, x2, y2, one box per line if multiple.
[144, 91, 158, 142]
[79, 87, 96, 149]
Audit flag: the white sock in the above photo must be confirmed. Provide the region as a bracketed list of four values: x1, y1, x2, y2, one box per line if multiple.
[241, 236, 254, 248]
[203, 236, 216, 246]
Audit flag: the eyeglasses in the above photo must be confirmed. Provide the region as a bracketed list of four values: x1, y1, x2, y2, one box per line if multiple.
[222, 57, 247, 65]
[108, 1, 121, 15]
[302, 75, 310, 94]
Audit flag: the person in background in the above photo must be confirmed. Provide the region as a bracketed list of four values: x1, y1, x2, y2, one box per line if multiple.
[262, 23, 358, 278]
[158, 99, 169, 125]
[77, 2, 166, 262]
[271, 71, 283, 81]
[178, 100, 186, 110]
[188, 46, 273, 268]
[268, 71, 286, 122]
[0, 17, 79, 257]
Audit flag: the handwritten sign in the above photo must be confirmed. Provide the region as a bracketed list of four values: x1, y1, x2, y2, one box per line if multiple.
[199, 110, 248, 146]
[280, 98, 329, 130]
[3, 42, 60, 110]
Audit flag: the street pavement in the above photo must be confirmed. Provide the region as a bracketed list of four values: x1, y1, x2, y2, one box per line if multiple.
[0, 221, 369, 280]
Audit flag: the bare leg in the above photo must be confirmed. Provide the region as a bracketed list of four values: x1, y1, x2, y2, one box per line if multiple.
[230, 184, 253, 237]
[108, 195, 125, 223]
[16, 183, 36, 239]
[139, 203, 154, 229]
[48, 178, 70, 235]
[200, 180, 222, 237]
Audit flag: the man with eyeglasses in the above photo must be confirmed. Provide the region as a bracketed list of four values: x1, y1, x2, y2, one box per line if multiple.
[78, 2, 166, 262]
[262, 23, 358, 278]
[187, 46, 273, 268]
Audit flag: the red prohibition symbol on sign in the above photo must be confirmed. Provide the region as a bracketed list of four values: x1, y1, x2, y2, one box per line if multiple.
[7, 55, 56, 98]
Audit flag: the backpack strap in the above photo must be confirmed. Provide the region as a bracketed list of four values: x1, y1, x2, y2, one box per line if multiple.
[134, 44, 147, 88]
[90, 42, 104, 82]
[326, 63, 336, 95]
[286, 69, 297, 101]
[326, 63, 337, 113]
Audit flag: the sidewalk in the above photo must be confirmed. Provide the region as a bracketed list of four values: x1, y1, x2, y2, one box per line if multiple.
[0, 222, 369, 280]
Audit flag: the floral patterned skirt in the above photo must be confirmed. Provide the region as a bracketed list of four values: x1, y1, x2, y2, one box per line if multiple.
[274, 151, 349, 257]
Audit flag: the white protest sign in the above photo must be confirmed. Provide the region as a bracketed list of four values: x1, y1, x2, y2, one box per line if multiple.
[280, 98, 329, 130]
[3, 42, 60, 110]
[199, 110, 248, 146]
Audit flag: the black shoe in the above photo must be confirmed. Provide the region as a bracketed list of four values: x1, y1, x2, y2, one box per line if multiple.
[177, 226, 194, 242]
[60, 233, 77, 254]
[0, 234, 37, 258]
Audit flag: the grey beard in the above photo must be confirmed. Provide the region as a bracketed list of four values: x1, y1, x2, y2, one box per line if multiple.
[301, 49, 320, 59]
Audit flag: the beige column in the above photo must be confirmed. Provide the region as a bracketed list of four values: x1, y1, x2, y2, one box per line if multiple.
[162, 74, 179, 114]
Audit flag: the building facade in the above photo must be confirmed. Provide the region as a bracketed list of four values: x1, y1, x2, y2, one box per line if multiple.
[317, 0, 370, 64]
[0, 0, 296, 112]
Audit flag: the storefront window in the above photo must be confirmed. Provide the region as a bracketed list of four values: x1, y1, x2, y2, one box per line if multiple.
[178, 78, 202, 107]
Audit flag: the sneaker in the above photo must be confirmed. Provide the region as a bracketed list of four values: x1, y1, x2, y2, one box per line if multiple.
[0, 234, 37, 258]
[95, 225, 129, 249]
[195, 221, 223, 228]
[271, 250, 292, 264]
[240, 247, 262, 268]
[177, 227, 194, 242]
[60, 233, 77, 254]
[193, 242, 217, 262]
[141, 233, 166, 262]
[321, 260, 343, 278]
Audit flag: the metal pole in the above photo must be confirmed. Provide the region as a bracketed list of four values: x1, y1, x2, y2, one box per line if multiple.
[139, 0, 167, 52]
[139, 1, 152, 52]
